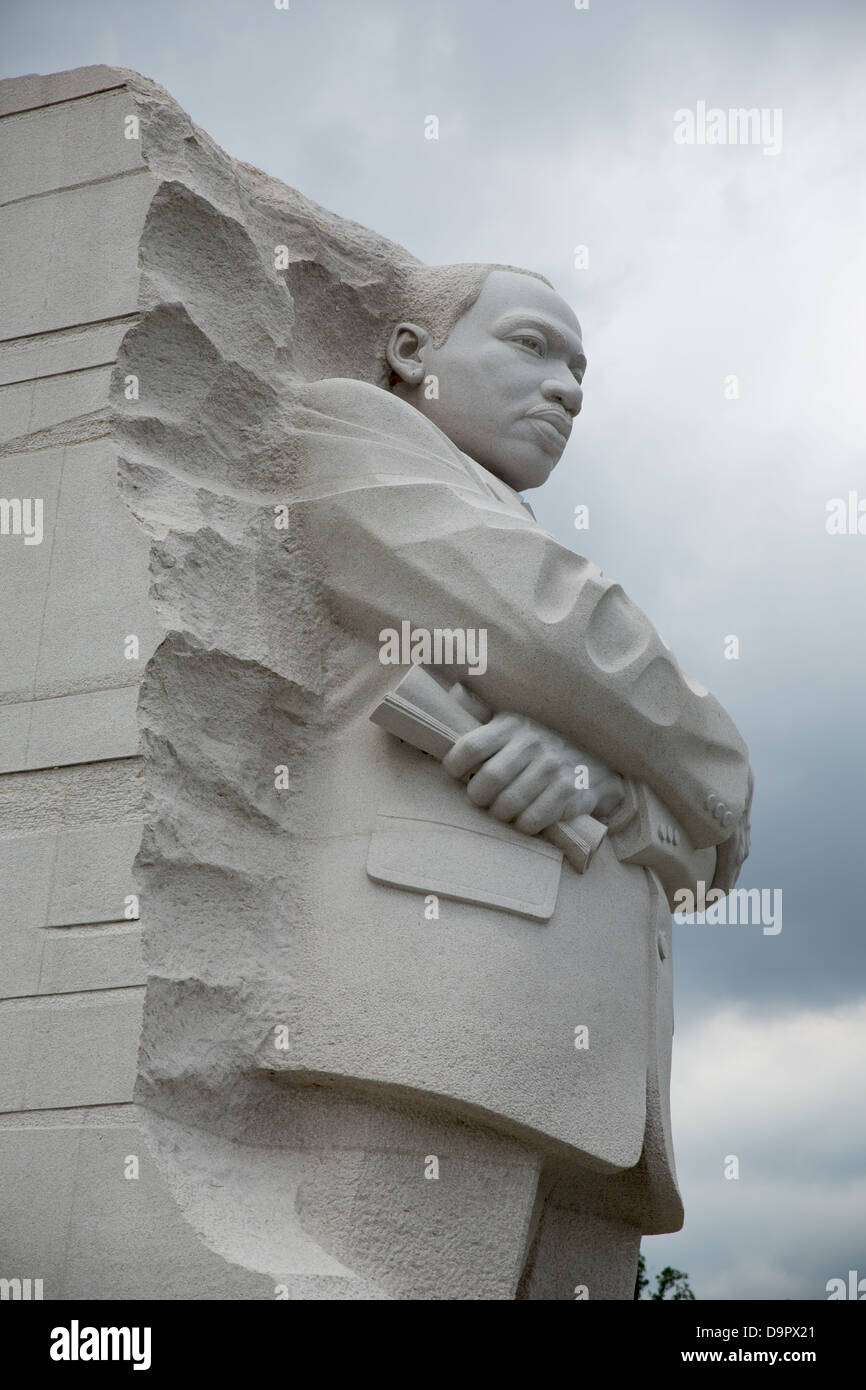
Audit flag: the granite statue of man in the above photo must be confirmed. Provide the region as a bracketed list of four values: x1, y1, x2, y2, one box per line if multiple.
[127, 254, 751, 1301]
[0, 64, 750, 1302]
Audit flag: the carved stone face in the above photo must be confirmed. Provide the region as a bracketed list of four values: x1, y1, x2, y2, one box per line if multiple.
[387, 269, 586, 491]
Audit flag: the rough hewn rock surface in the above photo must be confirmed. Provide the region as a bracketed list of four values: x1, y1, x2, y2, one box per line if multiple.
[111, 70, 449, 1297]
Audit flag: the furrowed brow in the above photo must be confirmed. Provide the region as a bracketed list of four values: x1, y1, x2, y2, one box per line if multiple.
[496, 313, 586, 374]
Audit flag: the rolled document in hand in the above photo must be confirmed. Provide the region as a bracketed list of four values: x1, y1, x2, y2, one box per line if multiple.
[369, 665, 608, 874]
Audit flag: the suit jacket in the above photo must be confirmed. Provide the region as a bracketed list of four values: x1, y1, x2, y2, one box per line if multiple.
[240, 375, 750, 1217]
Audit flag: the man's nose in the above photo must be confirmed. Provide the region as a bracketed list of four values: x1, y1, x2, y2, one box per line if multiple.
[541, 370, 583, 416]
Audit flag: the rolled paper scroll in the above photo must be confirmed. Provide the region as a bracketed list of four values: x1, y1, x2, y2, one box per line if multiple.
[369, 665, 608, 874]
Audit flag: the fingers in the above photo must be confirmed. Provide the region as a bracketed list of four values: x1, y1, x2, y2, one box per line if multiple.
[478, 745, 567, 817]
[512, 774, 579, 834]
[712, 819, 749, 894]
[442, 714, 520, 779]
[593, 772, 626, 819]
[466, 741, 544, 810]
[442, 714, 578, 833]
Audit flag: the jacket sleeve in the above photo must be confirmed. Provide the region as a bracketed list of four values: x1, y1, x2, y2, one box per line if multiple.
[292, 380, 751, 850]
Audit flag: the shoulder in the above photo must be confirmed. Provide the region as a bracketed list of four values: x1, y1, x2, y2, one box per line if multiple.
[290, 378, 534, 521]
[298, 377, 458, 462]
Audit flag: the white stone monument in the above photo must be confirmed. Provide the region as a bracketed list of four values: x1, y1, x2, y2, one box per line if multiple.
[0, 66, 751, 1300]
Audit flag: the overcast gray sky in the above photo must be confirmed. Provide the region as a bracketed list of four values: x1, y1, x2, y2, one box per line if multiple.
[3, 0, 864, 1300]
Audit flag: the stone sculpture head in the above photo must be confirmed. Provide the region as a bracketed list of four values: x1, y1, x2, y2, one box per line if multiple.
[385, 264, 586, 492]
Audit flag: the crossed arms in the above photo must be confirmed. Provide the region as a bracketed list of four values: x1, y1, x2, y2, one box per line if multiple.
[290, 378, 752, 873]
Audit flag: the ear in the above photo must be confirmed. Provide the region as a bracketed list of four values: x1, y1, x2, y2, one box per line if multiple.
[385, 322, 430, 387]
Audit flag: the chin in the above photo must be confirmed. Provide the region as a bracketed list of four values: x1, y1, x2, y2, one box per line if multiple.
[472, 445, 555, 493]
[505, 452, 555, 492]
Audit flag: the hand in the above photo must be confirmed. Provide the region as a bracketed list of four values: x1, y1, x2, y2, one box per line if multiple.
[712, 766, 754, 893]
[442, 712, 624, 835]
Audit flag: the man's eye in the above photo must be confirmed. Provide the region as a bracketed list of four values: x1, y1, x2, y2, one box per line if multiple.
[512, 335, 545, 355]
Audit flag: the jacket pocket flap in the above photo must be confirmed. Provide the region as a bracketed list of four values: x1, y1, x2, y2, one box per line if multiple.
[366, 813, 562, 922]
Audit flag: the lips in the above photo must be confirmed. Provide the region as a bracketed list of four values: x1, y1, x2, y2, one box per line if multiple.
[524, 406, 572, 441]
